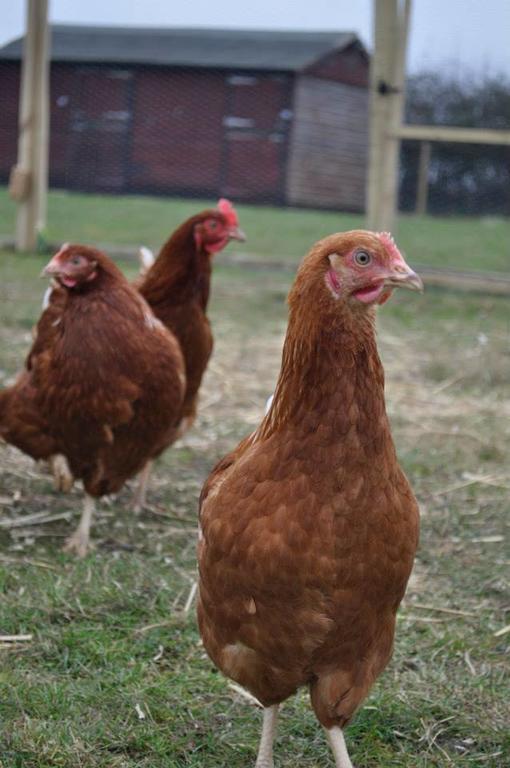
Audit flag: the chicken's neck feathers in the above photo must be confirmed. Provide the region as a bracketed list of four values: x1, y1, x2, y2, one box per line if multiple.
[259, 304, 391, 459]
[140, 225, 211, 310]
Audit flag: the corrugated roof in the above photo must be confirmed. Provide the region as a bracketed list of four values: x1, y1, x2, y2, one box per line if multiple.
[0, 25, 363, 71]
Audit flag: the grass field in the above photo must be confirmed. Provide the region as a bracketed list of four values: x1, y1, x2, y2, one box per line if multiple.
[1, 186, 510, 272]
[0, 232, 509, 766]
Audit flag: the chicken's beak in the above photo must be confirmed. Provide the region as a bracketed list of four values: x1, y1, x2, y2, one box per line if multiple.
[41, 255, 62, 278]
[383, 264, 423, 292]
[228, 226, 247, 242]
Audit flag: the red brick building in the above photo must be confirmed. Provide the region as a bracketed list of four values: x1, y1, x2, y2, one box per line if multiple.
[0, 26, 369, 209]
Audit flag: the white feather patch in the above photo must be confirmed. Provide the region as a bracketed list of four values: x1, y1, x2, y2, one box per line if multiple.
[144, 310, 164, 331]
[42, 286, 53, 310]
[139, 246, 155, 275]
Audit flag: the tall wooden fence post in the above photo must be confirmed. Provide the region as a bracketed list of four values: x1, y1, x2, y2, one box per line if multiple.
[366, 0, 394, 231]
[9, 0, 50, 252]
[367, 0, 411, 233]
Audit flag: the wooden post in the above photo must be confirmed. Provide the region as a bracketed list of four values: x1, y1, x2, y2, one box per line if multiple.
[9, 0, 50, 252]
[367, 0, 411, 233]
[379, 0, 410, 231]
[393, 124, 510, 144]
[366, 0, 394, 230]
[415, 140, 431, 215]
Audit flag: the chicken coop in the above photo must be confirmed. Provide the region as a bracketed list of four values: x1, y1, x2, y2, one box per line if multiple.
[0, 25, 369, 210]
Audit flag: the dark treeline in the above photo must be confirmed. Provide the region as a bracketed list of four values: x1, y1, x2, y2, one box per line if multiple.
[400, 72, 510, 215]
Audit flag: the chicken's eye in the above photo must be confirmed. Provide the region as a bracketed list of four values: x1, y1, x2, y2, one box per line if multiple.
[70, 256, 82, 266]
[354, 251, 372, 267]
[208, 220, 218, 230]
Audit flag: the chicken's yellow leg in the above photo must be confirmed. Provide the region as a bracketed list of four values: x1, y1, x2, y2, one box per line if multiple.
[255, 705, 278, 768]
[63, 494, 95, 557]
[326, 727, 354, 768]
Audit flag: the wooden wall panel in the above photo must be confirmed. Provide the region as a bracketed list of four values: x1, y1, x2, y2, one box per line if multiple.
[286, 77, 369, 210]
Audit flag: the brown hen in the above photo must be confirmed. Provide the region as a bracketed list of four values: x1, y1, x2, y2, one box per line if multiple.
[197, 230, 422, 767]
[0, 244, 185, 556]
[131, 199, 245, 509]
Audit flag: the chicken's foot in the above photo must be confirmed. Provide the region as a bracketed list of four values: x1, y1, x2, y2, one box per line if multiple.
[63, 494, 95, 557]
[255, 705, 278, 768]
[49, 453, 74, 492]
[326, 727, 354, 768]
[131, 460, 153, 513]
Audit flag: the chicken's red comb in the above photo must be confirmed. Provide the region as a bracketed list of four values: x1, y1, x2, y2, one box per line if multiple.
[53, 242, 71, 260]
[217, 198, 239, 227]
[377, 231, 403, 263]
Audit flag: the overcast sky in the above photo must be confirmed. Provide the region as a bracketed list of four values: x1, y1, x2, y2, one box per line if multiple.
[2, 0, 510, 76]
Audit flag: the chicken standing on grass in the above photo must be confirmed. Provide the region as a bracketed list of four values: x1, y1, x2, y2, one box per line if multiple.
[197, 231, 422, 767]
[0, 244, 185, 556]
[130, 198, 246, 510]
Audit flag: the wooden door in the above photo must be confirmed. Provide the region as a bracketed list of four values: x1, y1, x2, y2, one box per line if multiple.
[68, 68, 133, 192]
[221, 74, 292, 203]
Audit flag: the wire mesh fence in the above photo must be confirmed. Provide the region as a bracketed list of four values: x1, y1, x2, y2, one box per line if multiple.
[1, 12, 509, 768]
[0, 23, 509, 267]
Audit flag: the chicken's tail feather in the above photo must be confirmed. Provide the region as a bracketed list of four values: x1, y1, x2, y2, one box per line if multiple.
[138, 246, 155, 276]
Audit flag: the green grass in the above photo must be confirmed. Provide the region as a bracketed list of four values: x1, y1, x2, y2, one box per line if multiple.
[1, 186, 509, 272]
[0, 249, 509, 766]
